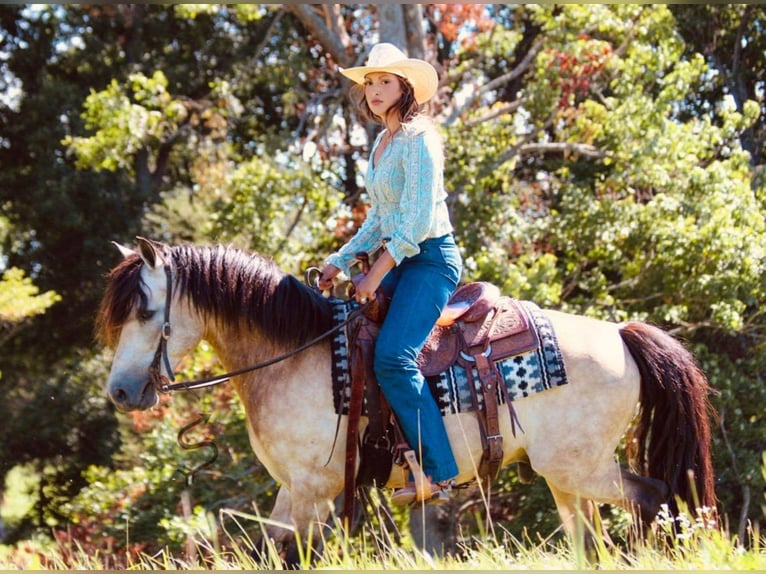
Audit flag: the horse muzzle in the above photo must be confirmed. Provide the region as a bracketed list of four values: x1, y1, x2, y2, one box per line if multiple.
[107, 375, 160, 412]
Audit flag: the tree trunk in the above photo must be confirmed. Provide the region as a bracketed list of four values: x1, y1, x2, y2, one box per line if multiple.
[403, 5, 426, 59]
[287, 4, 353, 67]
[377, 4, 407, 49]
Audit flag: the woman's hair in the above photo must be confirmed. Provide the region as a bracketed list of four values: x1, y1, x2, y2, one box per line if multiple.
[349, 75, 420, 125]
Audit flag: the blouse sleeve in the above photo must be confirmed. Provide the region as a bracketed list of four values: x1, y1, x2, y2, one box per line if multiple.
[325, 204, 382, 276]
[385, 130, 443, 265]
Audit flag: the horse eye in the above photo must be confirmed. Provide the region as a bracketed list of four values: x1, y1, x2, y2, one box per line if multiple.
[137, 309, 156, 322]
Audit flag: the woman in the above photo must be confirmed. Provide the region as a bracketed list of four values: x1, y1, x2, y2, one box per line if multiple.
[318, 43, 463, 506]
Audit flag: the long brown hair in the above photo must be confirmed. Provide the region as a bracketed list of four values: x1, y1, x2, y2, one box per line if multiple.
[349, 75, 420, 125]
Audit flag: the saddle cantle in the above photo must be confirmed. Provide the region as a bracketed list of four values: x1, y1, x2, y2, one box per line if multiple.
[417, 282, 539, 377]
[435, 280, 501, 326]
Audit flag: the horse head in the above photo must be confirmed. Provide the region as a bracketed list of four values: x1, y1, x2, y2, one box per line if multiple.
[101, 237, 204, 412]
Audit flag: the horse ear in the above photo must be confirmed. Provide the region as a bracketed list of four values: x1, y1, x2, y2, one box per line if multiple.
[135, 236, 165, 269]
[113, 241, 136, 259]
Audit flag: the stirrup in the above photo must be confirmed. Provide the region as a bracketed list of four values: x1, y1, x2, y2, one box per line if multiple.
[391, 481, 450, 507]
[391, 449, 452, 506]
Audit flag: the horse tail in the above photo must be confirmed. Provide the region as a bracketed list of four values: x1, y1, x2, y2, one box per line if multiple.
[619, 321, 716, 516]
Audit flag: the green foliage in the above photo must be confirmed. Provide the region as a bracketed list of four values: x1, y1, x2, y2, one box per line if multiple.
[699, 345, 766, 529]
[207, 155, 344, 272]
[669, 4, 766, 168]
[174, 4, 266, 23]
[447, 4, 765, 332]
[63, 71, 188, 173]
[0, 267, 61, 348]
[0, 352, 120, 544]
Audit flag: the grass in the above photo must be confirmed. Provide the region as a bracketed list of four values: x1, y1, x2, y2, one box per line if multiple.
[1, 503, 764, 570]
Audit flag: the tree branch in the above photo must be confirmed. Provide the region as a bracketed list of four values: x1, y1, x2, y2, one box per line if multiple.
[464, 99, 524, 127]
[285, 4, 353, 67]
[495, 141, 607, 171]
[446, 36, 543, 125]
[518, 142, 606, 159]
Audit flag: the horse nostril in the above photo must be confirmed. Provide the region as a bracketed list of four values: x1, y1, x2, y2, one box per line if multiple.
[113, 387, 129, 404]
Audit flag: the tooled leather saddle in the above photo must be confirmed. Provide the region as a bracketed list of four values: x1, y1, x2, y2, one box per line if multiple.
[342, 276, 539, 525]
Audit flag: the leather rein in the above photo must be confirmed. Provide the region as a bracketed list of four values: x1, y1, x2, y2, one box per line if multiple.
[148, 264, 361, 394]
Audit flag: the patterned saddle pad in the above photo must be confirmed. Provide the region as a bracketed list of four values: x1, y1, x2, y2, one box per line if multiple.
[330, 298, 568, 416]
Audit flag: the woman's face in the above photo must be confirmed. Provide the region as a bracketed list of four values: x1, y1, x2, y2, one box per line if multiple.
[364, 72, 403, 119]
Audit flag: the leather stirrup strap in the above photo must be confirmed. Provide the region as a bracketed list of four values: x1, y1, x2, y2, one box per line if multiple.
[343, 320, 370, 529]
[497, 368, 524, 438]
[362, 356, 389, 450]
[475, 352, 504, 480]
[457, 302, 510, 482]
[464, 364, 489, 453]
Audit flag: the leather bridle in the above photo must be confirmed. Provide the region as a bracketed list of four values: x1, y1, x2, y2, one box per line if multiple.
[148, 263, 178, 392]
[147, 262, 361, 394]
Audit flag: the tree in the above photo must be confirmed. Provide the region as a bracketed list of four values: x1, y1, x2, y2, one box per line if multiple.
[669, 4, 766, 171]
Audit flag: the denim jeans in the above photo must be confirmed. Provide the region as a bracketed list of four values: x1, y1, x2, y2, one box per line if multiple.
[375, 234, 462, 483]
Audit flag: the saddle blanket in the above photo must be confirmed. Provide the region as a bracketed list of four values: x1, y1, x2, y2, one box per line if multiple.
[329, 298, 568, 416]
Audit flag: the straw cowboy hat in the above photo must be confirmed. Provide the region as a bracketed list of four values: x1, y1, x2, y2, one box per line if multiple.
[339, 43, 438, 104]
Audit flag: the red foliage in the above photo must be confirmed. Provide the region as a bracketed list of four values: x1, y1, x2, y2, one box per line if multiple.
[427, 4, 494, 46]
[128, 395, 171, 432]
[546, 41, 613, 109]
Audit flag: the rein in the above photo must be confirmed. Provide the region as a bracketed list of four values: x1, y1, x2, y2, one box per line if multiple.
[148, 263, 364, 394]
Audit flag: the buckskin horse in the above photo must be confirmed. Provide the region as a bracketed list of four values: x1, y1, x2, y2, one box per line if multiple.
[97, 237, 716, 563]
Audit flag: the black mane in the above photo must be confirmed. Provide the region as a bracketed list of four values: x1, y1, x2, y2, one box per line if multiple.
[97, 243, 335, 348]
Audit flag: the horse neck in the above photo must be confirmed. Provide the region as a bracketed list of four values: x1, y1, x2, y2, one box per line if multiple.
[202, 319, 280, 373]
[201, 314, 334, 417]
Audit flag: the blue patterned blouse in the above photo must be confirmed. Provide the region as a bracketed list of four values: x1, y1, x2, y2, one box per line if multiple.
[326, 116, 454, 275]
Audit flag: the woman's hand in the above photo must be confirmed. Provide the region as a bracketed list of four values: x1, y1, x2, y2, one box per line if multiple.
[318, 264, 341, 291]
[354, 250, 395, 304]
[353, 273, 379, 305]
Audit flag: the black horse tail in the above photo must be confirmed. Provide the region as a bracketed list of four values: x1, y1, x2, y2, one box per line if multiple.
[619, 322, 716, 516]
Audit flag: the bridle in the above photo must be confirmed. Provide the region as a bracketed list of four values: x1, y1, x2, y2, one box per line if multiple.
[147, 263, 361, 394]
[148, 264, 178, 392]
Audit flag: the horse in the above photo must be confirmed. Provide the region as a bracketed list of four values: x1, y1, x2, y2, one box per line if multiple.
[96, 237, 716, 564]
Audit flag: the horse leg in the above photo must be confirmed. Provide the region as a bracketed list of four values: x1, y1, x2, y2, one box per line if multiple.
[281, 472, 344, 568]
[251, 480, 338, 568]
[618, 469, 669, 530]
[545, 481, 605, 562]
[251, 485, 294, 566]
[548, 461, 669, 539]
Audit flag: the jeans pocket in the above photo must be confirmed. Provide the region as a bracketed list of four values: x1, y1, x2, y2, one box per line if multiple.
[438, 243, 463, 283]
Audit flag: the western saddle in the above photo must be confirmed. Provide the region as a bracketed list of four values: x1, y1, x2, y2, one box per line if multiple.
[341, 257, 539, 526]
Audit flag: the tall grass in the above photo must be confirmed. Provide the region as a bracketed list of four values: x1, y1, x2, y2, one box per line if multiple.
[1, 501, 764, 570]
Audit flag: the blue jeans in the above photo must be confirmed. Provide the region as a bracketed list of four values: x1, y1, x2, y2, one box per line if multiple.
[375, 234, 462, 483]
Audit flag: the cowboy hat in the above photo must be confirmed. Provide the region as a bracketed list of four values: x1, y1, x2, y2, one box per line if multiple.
[339, 43, 438, 104]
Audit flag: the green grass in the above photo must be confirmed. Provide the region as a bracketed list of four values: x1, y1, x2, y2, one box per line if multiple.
[1, 504, 764, 570]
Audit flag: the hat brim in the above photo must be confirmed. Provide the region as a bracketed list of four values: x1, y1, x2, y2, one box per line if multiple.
[339, 59, 438, 104]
